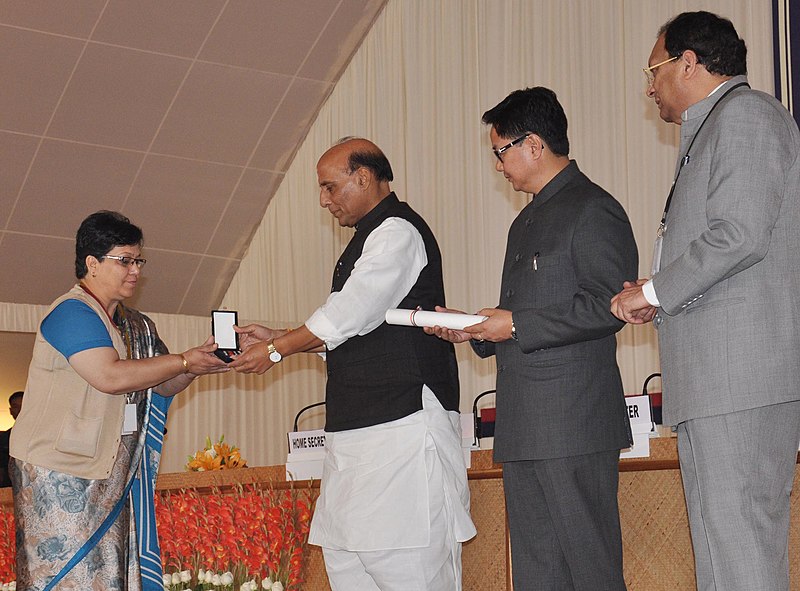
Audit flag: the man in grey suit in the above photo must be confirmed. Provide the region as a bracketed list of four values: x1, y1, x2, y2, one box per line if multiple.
[611, 11, 800, 590]
[428, 87, 637, 590]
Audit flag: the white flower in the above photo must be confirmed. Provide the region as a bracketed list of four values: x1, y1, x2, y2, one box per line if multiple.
[221, 572, 234, 585]
[271, 583, 284, 591]
[7, 585, 13, 591]
[204, 570, 214, 583]
[240, 582, 257, 591]
[198, 569, 206, 580]
[211, 574, 222, 586]
[162, 573, 172, 586]
[172, 572, 181, 585]
[261, 578, 273, 589]
[180, 570, 192, 584]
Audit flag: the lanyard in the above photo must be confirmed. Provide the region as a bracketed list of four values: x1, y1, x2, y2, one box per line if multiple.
[657, 81, 750, 236]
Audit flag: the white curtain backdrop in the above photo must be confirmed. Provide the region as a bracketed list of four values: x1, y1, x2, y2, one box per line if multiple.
[1, 0, 775, 472]
[222, 0, 774, 468]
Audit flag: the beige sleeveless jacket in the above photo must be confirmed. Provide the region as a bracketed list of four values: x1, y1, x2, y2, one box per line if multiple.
[10, 285, 128, 479]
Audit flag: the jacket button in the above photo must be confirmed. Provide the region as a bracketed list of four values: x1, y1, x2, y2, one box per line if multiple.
[506, 289, 513, 298]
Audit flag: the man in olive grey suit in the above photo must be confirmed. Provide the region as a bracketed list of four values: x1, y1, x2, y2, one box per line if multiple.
[612, 12, 800, 591]
[429, 87, 637, 590]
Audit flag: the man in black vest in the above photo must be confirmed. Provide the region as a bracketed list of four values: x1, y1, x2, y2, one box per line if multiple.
[231, 138, 475, 590]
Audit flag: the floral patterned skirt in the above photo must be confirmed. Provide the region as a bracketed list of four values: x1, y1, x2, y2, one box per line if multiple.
[10, 433, 142, 591]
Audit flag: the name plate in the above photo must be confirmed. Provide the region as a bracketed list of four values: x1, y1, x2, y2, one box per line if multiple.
[286, 429, 327, 480]
[626, 394, 654, 434]
[621, 395, 655, 459]
[287, 429, 327, 454]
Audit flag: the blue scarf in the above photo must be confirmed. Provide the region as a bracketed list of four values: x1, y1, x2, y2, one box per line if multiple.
[132, 391, 173, 590]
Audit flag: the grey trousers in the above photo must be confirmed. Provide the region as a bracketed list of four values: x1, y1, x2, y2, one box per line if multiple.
[503, 450, 626, 591]
[677, 400, 800, 591]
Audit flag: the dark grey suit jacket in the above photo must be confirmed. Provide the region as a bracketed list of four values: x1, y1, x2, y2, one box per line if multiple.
[475, 161, 638, 462]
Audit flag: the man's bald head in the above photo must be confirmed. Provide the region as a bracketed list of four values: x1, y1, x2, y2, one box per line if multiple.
[321, 137, 394, 184]
[317, 138, 393, 227]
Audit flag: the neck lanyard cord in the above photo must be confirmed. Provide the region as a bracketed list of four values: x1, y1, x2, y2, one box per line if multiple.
[658, 81, 750, 229]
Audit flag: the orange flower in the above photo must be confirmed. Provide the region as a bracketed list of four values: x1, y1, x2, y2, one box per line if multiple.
[186, 435, 248, 472]
[156, 481, 313, 590]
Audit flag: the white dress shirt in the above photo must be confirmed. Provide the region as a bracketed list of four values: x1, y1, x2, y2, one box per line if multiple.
[306, 217, 427, 350]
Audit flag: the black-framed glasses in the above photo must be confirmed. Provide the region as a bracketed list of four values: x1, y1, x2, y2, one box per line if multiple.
[102, 254, 147, 269]
[493, 134, 531, 162]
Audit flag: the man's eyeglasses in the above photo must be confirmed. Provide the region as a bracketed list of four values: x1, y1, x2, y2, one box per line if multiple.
[493, 134, 531, 162]
[102, 254, 147, 269]
[643, 55, 678, 86]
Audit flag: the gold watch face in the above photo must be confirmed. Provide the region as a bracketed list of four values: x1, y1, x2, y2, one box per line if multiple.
[268, 343, 282, 362]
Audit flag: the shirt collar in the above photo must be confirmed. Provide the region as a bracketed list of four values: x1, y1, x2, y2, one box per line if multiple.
[681, 75, 749, 123]
[354, 192, 397, 232]
[530, 160, 581, 208]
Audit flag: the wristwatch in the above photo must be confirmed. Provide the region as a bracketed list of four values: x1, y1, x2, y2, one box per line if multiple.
[511, 320, 519, 341]
[267, 342, 283, 363]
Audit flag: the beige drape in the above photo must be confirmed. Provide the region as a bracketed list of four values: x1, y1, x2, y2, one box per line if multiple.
[2, 0, 775, 472]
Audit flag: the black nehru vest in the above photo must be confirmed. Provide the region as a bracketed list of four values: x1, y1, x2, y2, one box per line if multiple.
[324, 192, 460, 432]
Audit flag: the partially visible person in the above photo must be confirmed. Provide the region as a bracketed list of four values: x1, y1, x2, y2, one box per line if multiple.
[611, 11, 800, 590]
[10, 211, 229, 590]
[231, 138, 475, 590]
[0, 391, 23, 488]
[428, 87, 637, 591]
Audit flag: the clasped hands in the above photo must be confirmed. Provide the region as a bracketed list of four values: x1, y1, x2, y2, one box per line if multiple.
[610, 279, 658, 324]
[423, 305, 514, 343]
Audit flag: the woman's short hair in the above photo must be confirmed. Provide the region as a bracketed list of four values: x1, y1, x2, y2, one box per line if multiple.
[75, 211, 143, 279]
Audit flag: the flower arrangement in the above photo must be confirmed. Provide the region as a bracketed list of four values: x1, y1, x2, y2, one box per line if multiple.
[186, 435, 247, 471]
[0, 460, 312, 591]
[156, 481, 313, 590]
[162, 568, 284, 590]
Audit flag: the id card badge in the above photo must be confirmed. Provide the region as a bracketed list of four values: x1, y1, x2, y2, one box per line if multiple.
[122, 403, 138, 434]
[651, 223, 665, 276]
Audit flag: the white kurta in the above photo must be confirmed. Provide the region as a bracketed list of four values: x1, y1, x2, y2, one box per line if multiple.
[305, 217, 475, 551]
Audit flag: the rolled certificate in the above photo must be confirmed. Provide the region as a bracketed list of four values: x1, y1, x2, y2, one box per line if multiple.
[385, 309, 487, 330]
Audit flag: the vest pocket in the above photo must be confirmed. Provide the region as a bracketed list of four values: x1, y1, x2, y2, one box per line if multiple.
[55, 411, 102, 458]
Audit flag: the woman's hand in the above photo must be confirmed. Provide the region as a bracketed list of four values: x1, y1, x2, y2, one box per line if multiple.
[180, 336, 231, 376]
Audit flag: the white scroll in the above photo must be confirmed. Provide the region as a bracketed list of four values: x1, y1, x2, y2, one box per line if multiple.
[385, 309, 487, 330]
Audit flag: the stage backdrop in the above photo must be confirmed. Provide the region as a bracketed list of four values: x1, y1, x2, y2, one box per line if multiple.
[220, 0, 775, 467]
